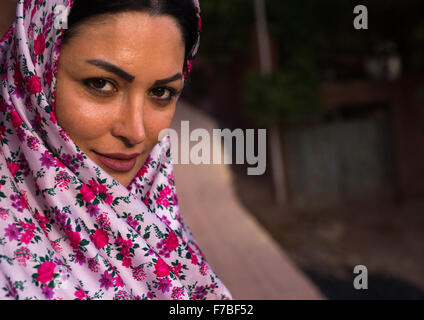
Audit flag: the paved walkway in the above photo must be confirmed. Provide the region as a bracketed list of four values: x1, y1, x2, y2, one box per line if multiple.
[171, 102, 325, 300]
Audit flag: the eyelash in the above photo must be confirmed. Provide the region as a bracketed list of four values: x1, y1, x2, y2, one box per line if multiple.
[83, 78, 179, 103]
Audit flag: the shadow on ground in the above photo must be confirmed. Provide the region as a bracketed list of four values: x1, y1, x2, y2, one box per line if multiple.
[302, 269, 424, 300]
[230, 163, 424, 300]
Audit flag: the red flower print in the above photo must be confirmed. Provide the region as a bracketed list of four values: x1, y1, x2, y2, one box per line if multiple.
[7, 162, 20, 177]
[36, 261, 56, 284]
[18, 191, 30, 210]
[55, 158, 66, 168]
[187, 246, 199, 265]
[143, 190, 151, 206]
[19, 221, 35, 232]
[132, 266, 146, 281]
[34, 33, 45, 56]
[0, 99, 7, 112]
[191, 254, 199, 265]
[171, 287, 185, 300]
[88, 258, 99, 273]
[160, 186, 172, 198]
[13, 65, 23, 85]
[43, 61, 53, 88]
[34, 211, 48, 226]
[185, 60, 194, 79]
[88, 180, 101, 194]
[20, 231, 34, 244]
[136, 165, 148, 178]
[114, 275, 124, 288]
[74, 286, 88, 300]
[90, 229, 109, 249]
[122, 256, 132, 268]
[49, 110, 57, 124]
[36, 215, 49, 236]
[27, 24, 34, 41]
[199, 262, 209, 275]
[7, 162, 20, 176]
[30, 0, 43, 19]
[14, 246, 31, 267]
[125, 216, 139, 229]
[88, 180, 109, 194]
[67, 231, 81, 251]
[0, 125, 6, 139]
[104, 193, 113, 205]
[80, 184, 95, 203]
[166, 231, 179, 252]
[153, 258, 171, 278]
[96, 212, 111, 230]
[10, 110, 23, 128]
[27, 75, 42, 94]
[171, 263, 183, 278]
[120, 247, 130, 257]
[23, 0, 31, 15]
[161, 198, 169, 208]
[114, 290, 130, 300]
[101, 185, 109, 193]
[50, 241, 62, 253]
[115, 236, 134, 267]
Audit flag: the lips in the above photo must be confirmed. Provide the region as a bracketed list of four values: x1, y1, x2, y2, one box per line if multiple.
[93, 151, 139, 172]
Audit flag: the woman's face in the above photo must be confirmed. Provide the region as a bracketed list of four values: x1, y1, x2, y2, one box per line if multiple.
[55, 11, 185, 187]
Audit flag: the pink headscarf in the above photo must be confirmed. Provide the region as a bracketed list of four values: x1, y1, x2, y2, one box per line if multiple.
[0, 0, 232, 300]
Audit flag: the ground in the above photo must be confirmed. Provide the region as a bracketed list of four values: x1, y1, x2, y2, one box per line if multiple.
[231, 166, 424, 299]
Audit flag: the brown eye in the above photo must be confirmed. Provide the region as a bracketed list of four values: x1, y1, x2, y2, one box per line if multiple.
[91, 79, 107, 89]
[83, 78, 117, 95]
[149, 87, 177, 102]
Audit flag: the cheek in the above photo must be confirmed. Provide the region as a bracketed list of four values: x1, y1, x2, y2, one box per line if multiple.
[143, 104, 176, 143]
[55, 83, 111, 141]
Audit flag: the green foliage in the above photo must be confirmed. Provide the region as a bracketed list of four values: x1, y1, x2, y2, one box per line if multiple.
[198, 0, 424, 126]
[199, 0, 254, 66]
[242, 56, 324, 126]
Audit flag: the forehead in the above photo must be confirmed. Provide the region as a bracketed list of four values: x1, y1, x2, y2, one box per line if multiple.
[61, 11, 185, 78]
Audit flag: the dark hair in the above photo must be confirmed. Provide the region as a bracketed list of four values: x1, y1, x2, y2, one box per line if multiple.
[62, 0, 199, 69]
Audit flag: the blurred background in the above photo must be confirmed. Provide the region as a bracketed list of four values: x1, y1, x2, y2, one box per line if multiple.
[179, 0, 424, 299]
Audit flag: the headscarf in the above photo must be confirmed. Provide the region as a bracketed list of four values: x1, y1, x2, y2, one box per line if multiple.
[0, 0, 232, 300]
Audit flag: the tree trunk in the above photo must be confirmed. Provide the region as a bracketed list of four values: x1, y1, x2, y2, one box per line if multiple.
[254, 0, 288, 206]
[270, 123, 288, 206]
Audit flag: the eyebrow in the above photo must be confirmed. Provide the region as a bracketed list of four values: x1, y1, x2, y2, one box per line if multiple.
[153, 73, 183, 86]
[86, 59, 135, 83]
[85, 59, 183, 86]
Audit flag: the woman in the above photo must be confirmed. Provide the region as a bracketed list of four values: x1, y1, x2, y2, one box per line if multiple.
[0, 0, 232, 300]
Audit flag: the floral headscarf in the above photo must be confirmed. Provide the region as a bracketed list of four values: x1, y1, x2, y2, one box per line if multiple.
[0, 0, 232, 300]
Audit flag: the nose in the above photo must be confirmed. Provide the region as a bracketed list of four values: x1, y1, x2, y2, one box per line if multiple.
[111, 95, 146, 146]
